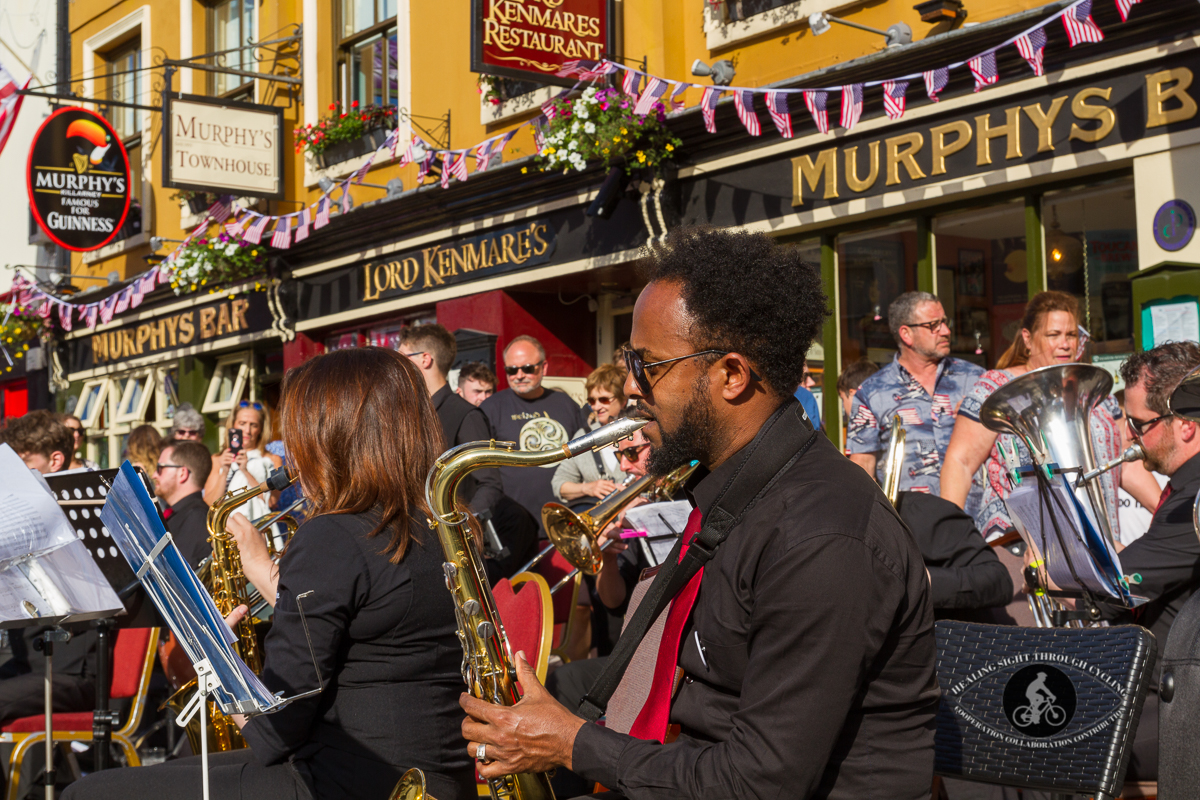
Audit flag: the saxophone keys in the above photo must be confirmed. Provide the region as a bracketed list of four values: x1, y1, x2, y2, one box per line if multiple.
[476, 620, 495, 639]
[462, 599, 480, 616]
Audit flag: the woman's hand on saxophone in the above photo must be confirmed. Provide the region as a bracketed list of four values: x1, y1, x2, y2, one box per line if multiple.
[227, 512, 279, 606]
[461, 651, 585, 776]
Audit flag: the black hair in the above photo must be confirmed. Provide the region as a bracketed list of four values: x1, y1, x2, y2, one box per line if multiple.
[638, 226, 829, 397]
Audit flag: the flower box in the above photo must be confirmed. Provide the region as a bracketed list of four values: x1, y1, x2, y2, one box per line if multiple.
[315, 126, 392, 169]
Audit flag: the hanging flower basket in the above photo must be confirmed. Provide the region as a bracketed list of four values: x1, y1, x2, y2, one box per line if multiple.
[163, 232, 268, 296]
[297, 103, 399, 169]
[534, 86, 681, 176]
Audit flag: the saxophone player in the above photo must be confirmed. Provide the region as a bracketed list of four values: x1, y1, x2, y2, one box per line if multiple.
[63, 348, 476, 800]
[460, 227, 939, 799]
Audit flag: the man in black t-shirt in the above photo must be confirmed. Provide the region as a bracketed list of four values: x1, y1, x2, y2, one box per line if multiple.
[154, 439, 213, 570]
[480, 335, 590, 529]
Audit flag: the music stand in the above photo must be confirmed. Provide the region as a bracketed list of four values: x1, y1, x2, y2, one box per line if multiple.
[45, 467, 165, 772]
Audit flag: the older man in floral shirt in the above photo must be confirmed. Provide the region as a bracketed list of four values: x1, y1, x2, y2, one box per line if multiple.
[848, 291, 984, 513]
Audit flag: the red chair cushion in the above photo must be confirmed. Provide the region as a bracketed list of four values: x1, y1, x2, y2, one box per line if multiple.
[492, 579, 544, 679]
[111, 627, 152, 699]
[2, 713, 93, 733]
[536, 551, 576, 625]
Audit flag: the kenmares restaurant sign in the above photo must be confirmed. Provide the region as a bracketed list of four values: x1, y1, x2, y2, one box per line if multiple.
[788, 54, 1200, 210]
[69, 293, 273, 372]
[27, 107, 130, 251]
[471, 0, 613, 85]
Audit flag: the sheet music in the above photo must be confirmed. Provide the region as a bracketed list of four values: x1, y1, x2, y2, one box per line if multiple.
[624, 500, 691, 564]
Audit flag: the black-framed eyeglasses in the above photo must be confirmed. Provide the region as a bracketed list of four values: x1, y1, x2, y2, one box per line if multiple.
[1127, 413, 1173, 439]
[155, 463, 185, 474]
[623, 348, 760, 395]
[401, 351, 425, 359]
[505, 362, 544, 376]
[615, 442, 650, 461]
[904, 317, 952, 333]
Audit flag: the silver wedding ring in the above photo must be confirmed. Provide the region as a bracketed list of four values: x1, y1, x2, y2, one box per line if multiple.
[476, 743, 487, 762]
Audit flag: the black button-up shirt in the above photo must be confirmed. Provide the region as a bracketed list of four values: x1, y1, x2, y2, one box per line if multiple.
[432, 383, 503, 514]
[166, 490, 211, 570]
[571, 409, 940, 799]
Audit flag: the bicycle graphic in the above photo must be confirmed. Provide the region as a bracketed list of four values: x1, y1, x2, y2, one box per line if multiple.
[1012, 671, 1066, 728]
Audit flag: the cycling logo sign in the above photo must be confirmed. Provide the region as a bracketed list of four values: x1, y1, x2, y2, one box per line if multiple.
[1002, 664, 1076, 737]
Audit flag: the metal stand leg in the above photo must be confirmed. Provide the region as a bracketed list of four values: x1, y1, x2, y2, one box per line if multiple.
[175, 660, 217, 800]
[33, 629, 70, 800]
[92, 620, 113, 771]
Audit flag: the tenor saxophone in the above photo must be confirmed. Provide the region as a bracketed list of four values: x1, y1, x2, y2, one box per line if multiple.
[415, 417, 646, 800]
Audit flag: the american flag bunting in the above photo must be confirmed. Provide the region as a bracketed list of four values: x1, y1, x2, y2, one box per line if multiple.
[271, 217, 292, 249]
[883, 80, 909, 120]
[579, 61, 617, 81]
[0, 63, 30, 158]
[209, 199, 232, 223]
[474, 138, 495, 173]
[633, 77, 669, 116]
[340, 181, 353, 213]
[243, 214, 271, 244]
[924, 67, 950, 102]
[669, 82, 690, 111]
[840, 84, 864, 131]
[295, 208, 312, 243]
[225, 212, 247, 238]
[701, 86, 722, 133]
[1015, 27, 1047, 76]
[315, 197, 331, 229]
[99, 294, 117, 324]
[57, 302, 72, 332]
[440, 154, 452, 189]
[804, 91, 830, 134]
[969, 52, 998, 92]
[1063, 0, 1104, 45]
[85, 304, 98, 329]
[1116, 0, 1141, 22]
[622, 69, 641, 100]
[350, 161, 371, 185]
[541, 98, 559, 121]
[450, 151, 469, 182]
[734, 90, 762, 136]
[765, 91, 793, 138]
[555, 59, 591, 77]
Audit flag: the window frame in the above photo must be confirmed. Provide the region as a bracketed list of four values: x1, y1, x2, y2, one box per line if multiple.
[75, 378, 114, 429]
[336, 16, 399, 110]
[202, 352, 252, 415]
[208, 0, 258, 100]
[113, 368, 154, 424]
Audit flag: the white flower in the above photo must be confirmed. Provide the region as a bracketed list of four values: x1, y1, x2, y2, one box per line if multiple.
[568, 140, 578, 150]
[584, 122, 596, 134]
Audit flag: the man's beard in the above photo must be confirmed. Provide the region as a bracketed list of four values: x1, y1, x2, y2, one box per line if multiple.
[1143, 431, 1177, 475]
[646, 377, 718, 477]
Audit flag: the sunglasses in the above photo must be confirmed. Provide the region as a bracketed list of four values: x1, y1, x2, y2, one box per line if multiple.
[173, 429, 201, 437]
[155, 463, 185, 473]
[1127, 413, 1173, 439]
[615, 442, 650, 461]
[238, 400, 264, 410]
[623, 348, 760, 395]
[588, 395, 617, 406]
[905, 317, 952, 333]
[505, 362, 544, 376]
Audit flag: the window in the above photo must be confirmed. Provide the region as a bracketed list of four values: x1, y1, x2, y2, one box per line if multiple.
[103, 38, 143, 240]
[114, 369, 153, 423]
[725, 0, 794, 21]
[202, 353, 252, 415]
[837, 223, 918, 368]
[75, 367, 177, 468]
[211, 0, 257, 98]
[76, 378, 114, 429]
[934, 201, 1027, 368]
[338, 0, 398, 108]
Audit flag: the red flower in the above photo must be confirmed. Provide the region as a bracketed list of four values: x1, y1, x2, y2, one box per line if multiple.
[351, 100, 359, 108]
[328, 103, 337, 111]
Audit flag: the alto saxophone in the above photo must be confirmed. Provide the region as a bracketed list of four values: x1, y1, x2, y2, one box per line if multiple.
[164, 468, 295, 754]
[404, 417, 646, 800]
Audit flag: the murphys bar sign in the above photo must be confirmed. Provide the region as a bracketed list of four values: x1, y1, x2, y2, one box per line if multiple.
[164, 94, 284, 199]
[788, 53, 1200, 211]
[27, 107, 130, 251]
[471, 0, 613, 85]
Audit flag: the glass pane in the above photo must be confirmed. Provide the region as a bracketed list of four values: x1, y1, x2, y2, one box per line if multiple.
[343, 0, 376, 36]
[91, 438, 109, 470]
[214, 0, 256, 95]
[79, 384, 103, 423]
[120, 378, 145, 417]
[368, 323, 405, 350]
[933, 201, 1027, 368]
[108, 45, 140, 138]
[380, 0, 396, 20]
[163, 368, 179, 419]
[1042, 181, 1138, 352]
[214, 365, 237, 403]
[837, 224, 918, 369]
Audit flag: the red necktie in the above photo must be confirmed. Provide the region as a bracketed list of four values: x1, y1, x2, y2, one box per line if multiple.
[627, 508, 705, 743]
[162, 507, 174, 521]
[1155, 484, 1174, 515]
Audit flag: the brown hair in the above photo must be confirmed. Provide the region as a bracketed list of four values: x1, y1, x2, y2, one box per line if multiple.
[223, 402, 273, 450]
[162, 439, 213, 488]
[996, 290, 1080, 369]
[458, 361, 496, 388]
[2, 410, 73, 461]
[837, 359, 880, 394]
[124, 424, 164, 475]
[281, 347, 442, 562]
[1120, 341, 1200, 415]
[400, 323, 458, 376]
[585, 363, 626, 403]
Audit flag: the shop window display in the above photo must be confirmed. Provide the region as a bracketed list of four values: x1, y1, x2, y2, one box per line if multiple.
[837, 224, 918, 369]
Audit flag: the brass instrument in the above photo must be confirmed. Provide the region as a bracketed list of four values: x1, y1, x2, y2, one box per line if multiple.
[1169, 365, 1200, 544]
[540, 461, 699, 594]
[881, 416, 906, 505]
[165, 468, 296, 753]
[411, 417, 645, 800]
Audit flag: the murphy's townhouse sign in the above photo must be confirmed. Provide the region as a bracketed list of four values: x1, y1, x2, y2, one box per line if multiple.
[790, 54, 1200, 210]
[164, 94, 284, 199]
[27, 107, 131, 251]
[471, 0, 614, 85]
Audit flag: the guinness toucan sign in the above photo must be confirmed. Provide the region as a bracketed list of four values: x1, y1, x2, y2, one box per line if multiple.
[27, 107, 131, 251]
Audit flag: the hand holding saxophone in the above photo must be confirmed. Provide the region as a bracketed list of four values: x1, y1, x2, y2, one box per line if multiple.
[226, 511, 278, 606]
[460, 651, 585, 778]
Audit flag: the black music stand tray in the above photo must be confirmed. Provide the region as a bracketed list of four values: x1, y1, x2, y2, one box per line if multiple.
[45, 468, 164, 773]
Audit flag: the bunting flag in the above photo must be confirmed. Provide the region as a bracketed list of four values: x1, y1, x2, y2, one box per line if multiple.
[0, 62, 30, 158]
[474, 138, 496, 172]
[350, 161, 371, 185]
[224, 212, 247, 238]
[450, 150, 469, 182]
[541, 98, 560, 120]
[765, 91, 793, 138]
[555, 59, 593, 77]
[315, 196, 331, 229]
[295, 208, 312, 243]
[98, 293, 118, 324]
[243, 214, 271, 244]
[271, 217, 292, 249]
[633, 77, 669, 116]
[57, 302, 72, 332]
[969, 51, 998, 92]
[883, 80, 909, 121]
[340, 181, 353, 213]
[130, 273, 149, 306]
[209, 199, 233, 224]
[1015, 27, 1048, 76]
[579, 61, 617, 81]
[840, 84, 863, 131]
[621, 69, 641, 100]
[701, 86, 722, 133]
[84, 304, 98, 329]
[734, 90, 761, 136]
[1116, 0, 1141, 22]
[418, 148, 437, 181]
[1063, 0, 1104, 45]
[440, 154, 452, 189]
[113, 287, 131, 316]
[403, 135, 417, 165]
[924, 67, 950, 102]
[804, 91, 830, 134]
[669, 82, 690, 111]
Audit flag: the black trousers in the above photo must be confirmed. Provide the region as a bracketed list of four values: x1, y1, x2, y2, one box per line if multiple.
[61, 750, 311, 800]
[546, 658, 609, 799]
[0, 672, 94, 726]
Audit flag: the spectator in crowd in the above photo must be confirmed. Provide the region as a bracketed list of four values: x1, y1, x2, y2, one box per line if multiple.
[455, 361, 496, 407]
[552, 364, 628, 508]
[169, 403, 206, 442]
[123, 424, 163, 477]
[204, 401, 283, 522]
[793, 360, 822, 428]
[2, 410, 74, 474]
[59, 413, 97, 470]
[848, 291, 985, 509]
[837, 359, 879, 421]
[154, 439, 213, 569]
[480, 335, 590, 527]
[401, 325, 538, 579]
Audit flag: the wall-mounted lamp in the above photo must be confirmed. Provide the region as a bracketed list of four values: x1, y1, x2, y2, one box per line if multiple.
[149, 236, 184, 252]
[809, 12, 913, 47]
[691, 59, 737, 86]
[913, 0, 967, 23]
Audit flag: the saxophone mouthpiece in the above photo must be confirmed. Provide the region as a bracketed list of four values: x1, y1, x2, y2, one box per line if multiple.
[266, 467, 294, 492]
[564, 417, 648, 457]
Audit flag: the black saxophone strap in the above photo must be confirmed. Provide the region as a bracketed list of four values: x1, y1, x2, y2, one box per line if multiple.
[577, 401, 817, 722]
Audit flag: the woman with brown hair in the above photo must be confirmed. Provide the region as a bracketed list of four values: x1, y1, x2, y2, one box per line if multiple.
[940, 291, 1155, 538]
[552, 363, 628, 505]
[122, 424, 163, 477]
[64, 348, 475, 800]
